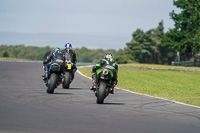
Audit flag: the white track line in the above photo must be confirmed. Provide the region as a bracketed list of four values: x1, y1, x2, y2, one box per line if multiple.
[77, 66, 200, 109]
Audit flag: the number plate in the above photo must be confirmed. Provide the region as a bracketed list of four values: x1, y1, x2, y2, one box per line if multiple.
[67, 64, 71, 69]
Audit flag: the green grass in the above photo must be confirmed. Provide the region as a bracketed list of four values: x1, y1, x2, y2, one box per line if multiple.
[78, 65, 200, 107]
[119, 63, 200, 71]
[0, 57, 28, 61]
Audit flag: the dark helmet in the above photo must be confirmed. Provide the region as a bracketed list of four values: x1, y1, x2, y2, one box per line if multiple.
[65, 43, 72, 49]
[104, 53, 114, 60]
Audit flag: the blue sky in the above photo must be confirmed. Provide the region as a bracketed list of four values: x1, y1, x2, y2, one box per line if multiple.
[0, 0, 179, 49]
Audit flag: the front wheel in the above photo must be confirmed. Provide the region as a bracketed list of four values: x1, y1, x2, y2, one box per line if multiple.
[62, 71, 71, 89]
[96, 81, 107, 104]
[46, 73, 57, 94]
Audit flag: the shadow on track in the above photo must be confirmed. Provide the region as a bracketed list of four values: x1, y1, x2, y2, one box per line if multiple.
[103, 102, 125, 105]
[66, 87, 90, 90]
[53, 92, 73, 95]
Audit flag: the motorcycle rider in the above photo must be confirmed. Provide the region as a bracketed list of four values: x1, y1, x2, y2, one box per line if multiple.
[61, 43, 77, 80]
[42, 47, 65, 82]
[91, 53, 118, 94]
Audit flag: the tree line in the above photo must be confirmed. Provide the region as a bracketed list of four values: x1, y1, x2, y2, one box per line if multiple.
[1, 0, 199, 64]
[0, 45, 118, 63]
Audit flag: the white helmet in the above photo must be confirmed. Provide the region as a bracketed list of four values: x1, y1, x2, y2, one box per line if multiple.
[104, 53, 114, 60]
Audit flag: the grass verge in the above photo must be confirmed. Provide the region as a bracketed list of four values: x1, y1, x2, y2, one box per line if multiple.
[0, 57, 28, 61]
[119, 63, 200, 72]
[78, 65, 200, 107]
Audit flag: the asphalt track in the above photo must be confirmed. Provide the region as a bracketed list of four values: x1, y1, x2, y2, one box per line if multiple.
[0, 61, 200, 133]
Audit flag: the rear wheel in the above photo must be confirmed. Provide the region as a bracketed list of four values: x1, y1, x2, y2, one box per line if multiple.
[46, 73, 57, 94]
[96, 81, 107, 104]
[62, 71, 70, 89]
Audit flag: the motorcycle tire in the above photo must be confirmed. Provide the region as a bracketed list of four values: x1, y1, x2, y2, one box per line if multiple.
[46, 73, 57, 94]
[62, 71, 70, 89]
[96, 81, 107, 104]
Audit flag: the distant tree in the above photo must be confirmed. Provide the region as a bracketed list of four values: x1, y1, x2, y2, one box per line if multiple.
[164, 0, 200, 61]
[115, 48, 132, 64]
[126, 28, 158, 63]
[3, 51, 9, 57]
[125, 21, 175, 64]
[74, 47, 117, 63]
[126, 29, 151, 63]
[43, 51, 51, 59]
[42, 46, 52, 60]
[151, 21, 164, 64]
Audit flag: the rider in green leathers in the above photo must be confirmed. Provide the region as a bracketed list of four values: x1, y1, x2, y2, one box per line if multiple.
[91, 53, 118, 94]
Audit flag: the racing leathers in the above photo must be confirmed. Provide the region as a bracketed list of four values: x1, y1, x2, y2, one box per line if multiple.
[91, 58, 118, 94]
[61, 49, 77, 80]
[43, 51, 65, 80]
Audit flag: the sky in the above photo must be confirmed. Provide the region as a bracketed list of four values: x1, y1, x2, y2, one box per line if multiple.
[0, 0, 179, 49]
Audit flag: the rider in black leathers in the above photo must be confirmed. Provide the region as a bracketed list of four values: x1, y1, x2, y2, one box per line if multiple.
[91, 53, 118, 94]
[61, 43, 77, 80]
[42, 47, 65, 81]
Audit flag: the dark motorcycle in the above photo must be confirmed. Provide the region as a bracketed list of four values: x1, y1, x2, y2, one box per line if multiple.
[94, 65, 115, 104]
[45, 59, 64, 94]
[62, 59, 74, 89]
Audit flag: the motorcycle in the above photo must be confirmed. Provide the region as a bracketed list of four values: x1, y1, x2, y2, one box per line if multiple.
[94, 65, 115, 104]
[44, 59, 64, 94]
[62, 59, 74, 89]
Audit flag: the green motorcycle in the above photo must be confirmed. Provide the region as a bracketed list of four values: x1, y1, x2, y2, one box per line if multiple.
[95, 65, 114, 104]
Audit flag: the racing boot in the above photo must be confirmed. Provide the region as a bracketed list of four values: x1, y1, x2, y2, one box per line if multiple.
[71, 69, 75, 81]
[110, 87, 114, 94]
[42, 70, 49, 82]
[110, 80, 117, 94]
[90, 74, 97, 91]
[91, 82, 97, 91]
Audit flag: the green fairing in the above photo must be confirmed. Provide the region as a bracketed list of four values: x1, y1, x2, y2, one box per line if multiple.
[97, 69, 114, 78]
[97, 69, 103, 76]
[96, 64, 101, 67]
[108, 70, 114, 78]
[102, 59, 109, 64]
